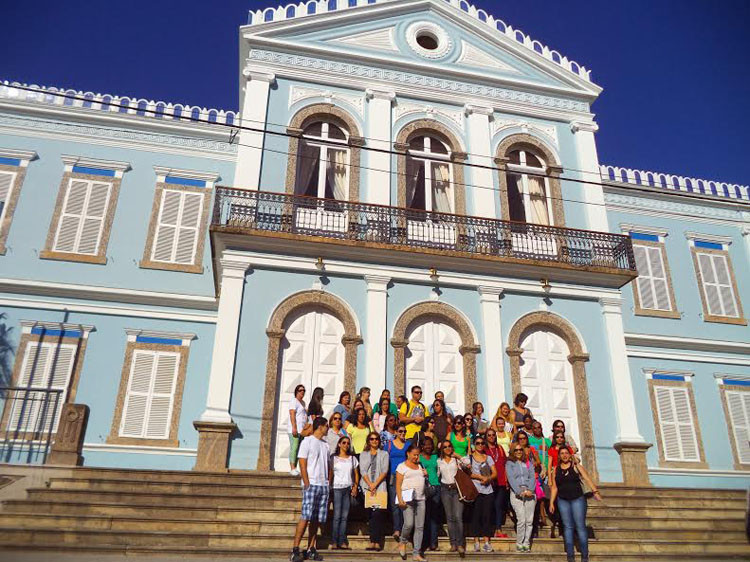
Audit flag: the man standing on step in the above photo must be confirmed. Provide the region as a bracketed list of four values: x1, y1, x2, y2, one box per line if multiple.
[291, 416, 330, 562]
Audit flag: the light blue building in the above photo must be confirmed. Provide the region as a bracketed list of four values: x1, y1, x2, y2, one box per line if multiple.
[0, 0, 748, 489]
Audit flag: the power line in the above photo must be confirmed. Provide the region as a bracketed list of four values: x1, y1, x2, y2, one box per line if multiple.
[5, 83, 749, 213]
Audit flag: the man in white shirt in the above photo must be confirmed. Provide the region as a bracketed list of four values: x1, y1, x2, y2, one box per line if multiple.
[291, 416, 330, 562]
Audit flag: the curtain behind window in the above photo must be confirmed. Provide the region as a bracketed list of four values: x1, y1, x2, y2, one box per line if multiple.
[327, 148, 348, 201]
[527, 175, 550, 225]
[296, 140, 320, 197]
[431, 162, 452, 214]
[406, 157, 424, 210]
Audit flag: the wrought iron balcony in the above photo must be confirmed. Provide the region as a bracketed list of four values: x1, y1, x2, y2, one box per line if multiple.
[211, 188, 637, 286]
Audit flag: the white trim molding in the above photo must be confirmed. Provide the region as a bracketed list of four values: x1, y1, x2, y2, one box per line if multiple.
[125, 329, 197, 346]
[714, 373, 750, 385]
[153, 166, 220, 186]
[20, 320, 95, 337]
[0, 147, 37, 165]
[61, 154, 131, 178]
[620, 223, 668, 238]
[684, 231, 734, 246]
[627, 348, 750, 367]
[648, 467, 750, 478]
[643, 369, 694, 381]
[625, 333, 750, 355]
[82, 442, 197, 456]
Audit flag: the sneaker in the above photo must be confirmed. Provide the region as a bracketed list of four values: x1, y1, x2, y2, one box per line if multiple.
[290, 468, 300, 476]
[305, 548, 324, 561]
[482, 543, 493, 553]
[474, 542, 480, 552]
[290, 548, 304, 562]
[515, 545, 523, 553]
[522, 545, 531, 552]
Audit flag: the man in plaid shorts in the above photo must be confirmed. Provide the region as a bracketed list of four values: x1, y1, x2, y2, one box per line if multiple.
[291, 416, 330, 562]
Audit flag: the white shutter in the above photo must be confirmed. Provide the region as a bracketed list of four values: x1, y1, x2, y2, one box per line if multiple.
[697, 252, 738, 317]
[53, 178, 112, 255]
[120, 350, 180, 440]
[151, 190, 204, 265]
[726, 391, 750, 464]
[634, 244, 672, 311]
[7, 342, 76, 434]
[0, 170, 16, 220]
[654, 385, 700, 462]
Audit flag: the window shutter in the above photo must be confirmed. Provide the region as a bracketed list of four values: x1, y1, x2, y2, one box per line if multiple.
[726, 391, 750, 464]
[53, 179, 112, 255]
[120, 350, 180, 440]
[654, 385, 700, 462]
[152, 190, 203, 265]
[697, 252, 738, 317]
[8, 342, 76, 434]
[0, 170, 15, 217]
[634, 244, 671, 311]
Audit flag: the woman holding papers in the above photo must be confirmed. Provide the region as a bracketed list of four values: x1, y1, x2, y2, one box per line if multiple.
[359, 431, 389, 551]
[396, 444, 428, 561]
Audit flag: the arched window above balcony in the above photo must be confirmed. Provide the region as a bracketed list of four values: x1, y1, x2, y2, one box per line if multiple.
[405, 134, 454, 214]
[295, 121, 350, 202]
[505, 148, 552, 225]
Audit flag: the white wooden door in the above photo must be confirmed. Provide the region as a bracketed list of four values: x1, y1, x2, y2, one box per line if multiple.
[273, 307, 345, 471]
[519, 330, 579, 445]
[405, 319, 464, 417]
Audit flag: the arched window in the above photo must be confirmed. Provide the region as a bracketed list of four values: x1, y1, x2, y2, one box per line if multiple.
[405, 134, 453, 214]
[295, 121, 350, 202]
[505, 149, 553, 225]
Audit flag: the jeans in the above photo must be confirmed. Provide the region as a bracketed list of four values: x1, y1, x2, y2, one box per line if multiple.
[494, 486, 509, 529]
[331, 488, 351, 546]
[472, 492, 494, 539]
[423, 488, 442, 549]
[401, 500, 426, 555]
[557, 496, 589, 559]
[288, 434, 302, 466]
[510, 494, 536, 548]
[367, 507, 386, 544]
[388, 474, 404, 534]
[441, 486, 464, 547]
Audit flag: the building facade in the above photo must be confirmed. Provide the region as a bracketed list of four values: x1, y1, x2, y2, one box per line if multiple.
[0, 0, 748, 489]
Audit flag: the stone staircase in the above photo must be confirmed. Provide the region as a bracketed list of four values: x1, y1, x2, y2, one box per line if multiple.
[0, 465, 748, 560]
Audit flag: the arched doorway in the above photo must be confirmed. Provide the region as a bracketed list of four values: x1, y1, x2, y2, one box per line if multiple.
[273, 306, 345, 471]
[405, 317, 464, 417]
[519, 329, 580, 446]
[257, 290, 362, 471]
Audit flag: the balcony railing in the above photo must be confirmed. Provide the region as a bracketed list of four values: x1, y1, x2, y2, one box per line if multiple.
[212, 188, 636, 273]
[0, 387, 63, 464]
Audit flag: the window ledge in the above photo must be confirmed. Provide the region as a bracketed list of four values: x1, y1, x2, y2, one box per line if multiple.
[634, 308, 681, 319]
[139, 259, 203, 274]
[106, 435, 180, 448]
[39, 250, 107, 265]
[657, 460, 709, 470]
[703, 315, 748, 326]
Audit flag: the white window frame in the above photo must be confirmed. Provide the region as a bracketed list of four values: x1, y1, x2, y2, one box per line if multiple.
[724, 388, 750, 466]
[695, 251, 739, 318]
[150, 188, 204, 265]
[0, 169, 18, 226]
[653, 384, 701, 463]
[52, 177, 113, 255]
[118, 349, 181, 440]
[633, 243, 674, 312]
[506, 149, 554, 226]
[298, 121, 350, 201]
[406, 135, 454, 214]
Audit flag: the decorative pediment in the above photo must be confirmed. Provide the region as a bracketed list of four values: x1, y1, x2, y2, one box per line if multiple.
[456, 41, 518, 73]
[328, 27, 398, 54]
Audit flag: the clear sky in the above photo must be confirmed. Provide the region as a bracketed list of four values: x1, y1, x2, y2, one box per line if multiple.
[2, 0, 748, 185]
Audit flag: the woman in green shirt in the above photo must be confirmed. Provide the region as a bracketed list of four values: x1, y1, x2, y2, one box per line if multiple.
[448, 415, 471, 458]
[379, 389, 400, 416]
[419, 438, 441, 552]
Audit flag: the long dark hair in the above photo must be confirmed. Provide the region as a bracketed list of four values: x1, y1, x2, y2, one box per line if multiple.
[453, 415, 467, 437]
[334, 435, 352, 456]
[353, 407, 370, 427]
[307, 387, 325, 416]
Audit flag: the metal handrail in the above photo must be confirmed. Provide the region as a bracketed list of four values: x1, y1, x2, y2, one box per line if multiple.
[212, 188, 636, 272]
[0, 387, 64, 464]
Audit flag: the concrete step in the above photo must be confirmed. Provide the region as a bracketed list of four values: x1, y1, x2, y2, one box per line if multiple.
[60, 467, 299, 486]
[0, 512, 745, 542]
[5, 500, 745, 531]
[1, 527, 749, 555]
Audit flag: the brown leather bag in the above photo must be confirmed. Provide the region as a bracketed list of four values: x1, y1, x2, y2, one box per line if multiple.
[455, 466, 478, 503]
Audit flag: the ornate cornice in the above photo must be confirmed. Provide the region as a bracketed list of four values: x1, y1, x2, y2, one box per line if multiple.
[247, 49, 589, 113]
[604, 191, 741, 225]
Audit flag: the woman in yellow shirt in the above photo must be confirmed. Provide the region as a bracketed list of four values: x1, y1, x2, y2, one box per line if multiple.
[347, 407, 373, 454]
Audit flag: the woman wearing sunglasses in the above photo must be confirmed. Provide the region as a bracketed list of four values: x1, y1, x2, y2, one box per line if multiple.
[396, 443, 428, 561]
[448, 415, 471, 458]
[288, 384, 307, 476]
[326, 412, 348, 455]
[507, 444, 537, 553]
[329, 435, 359, 549]
[359, 431, 389, 551]
[468, 436, 497, 553]
[437, 439, 467, 557]
[387, 423, 411, 541]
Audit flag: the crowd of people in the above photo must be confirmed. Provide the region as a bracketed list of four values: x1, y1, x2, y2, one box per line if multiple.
[288, 384, 600, 562]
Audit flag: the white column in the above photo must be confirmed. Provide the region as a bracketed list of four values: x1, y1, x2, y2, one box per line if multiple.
[464, 104, 496, 218]
[741, 225, 750, 269]
[200, 259, 250, 423]
[571, 121, 609, 232]
[234, 67, 276, 189]
[478, 286, 505, 408]
[365, 89, 395, 205]
[364, 275, 390, 391]
[599, 296, 645, 443]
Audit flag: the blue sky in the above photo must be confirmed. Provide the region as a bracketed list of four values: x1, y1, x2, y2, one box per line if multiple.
[2, 0, 748, 185]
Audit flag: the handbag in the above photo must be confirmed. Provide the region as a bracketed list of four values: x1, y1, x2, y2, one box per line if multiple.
[534, 476, 546, 500]
[455, 466, 478, 503]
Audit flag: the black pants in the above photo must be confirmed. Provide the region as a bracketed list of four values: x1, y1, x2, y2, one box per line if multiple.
[471, 492, 495, 538]
[367, 507, 386, 544]
[493, 485, 510, 529]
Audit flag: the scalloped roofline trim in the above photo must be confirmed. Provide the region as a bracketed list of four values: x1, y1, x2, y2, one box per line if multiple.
[601, 164, 749, 203]
[245, 0, 593, 83]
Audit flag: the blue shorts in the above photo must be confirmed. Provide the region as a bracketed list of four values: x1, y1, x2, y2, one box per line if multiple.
[301, 484, 329, 522]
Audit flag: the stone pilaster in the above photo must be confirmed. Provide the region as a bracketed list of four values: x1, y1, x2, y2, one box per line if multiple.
[47, 403, 89, 466]
[614, 441, 653, 486]
[193, 421, 237, 472]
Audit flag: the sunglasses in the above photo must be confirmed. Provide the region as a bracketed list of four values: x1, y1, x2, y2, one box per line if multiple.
[475, 442, 485, 446]
[332, 416, 342, 420]
[414, 391, 423, 394]
[397, 430, 406, 434]
[513, 449, 523, 453]
[518, 435, 528, 440]
[444, 444, 453, 448]
[454, 421, 463, 425]
[368, 437, 379, 441]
